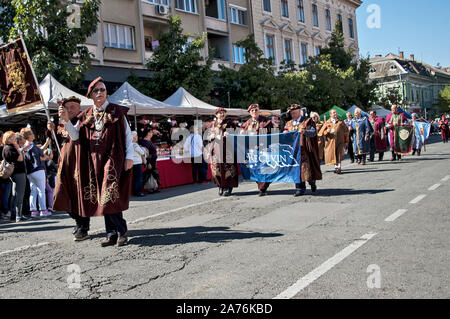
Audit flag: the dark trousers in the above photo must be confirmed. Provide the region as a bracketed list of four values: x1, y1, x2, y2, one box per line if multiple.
[68, 211, 90, 232]
[369, 138, 384, 161]
[348, 138, 355, 162]
[392, 151, 401, 160]
[191, 156, 203, 183]
[296, 180, 316, 190]
[104, 212, 127, 238]
[133, 164, 143, 195]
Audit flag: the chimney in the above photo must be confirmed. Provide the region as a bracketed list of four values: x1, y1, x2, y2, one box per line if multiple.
[399, 51, 404, 59]
[410, 54, 415, 61]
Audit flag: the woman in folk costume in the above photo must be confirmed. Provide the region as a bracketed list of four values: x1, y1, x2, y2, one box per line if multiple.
[350, 108, 372, 165]
[240, 103, 273, 196]
[318, 108, 349, 174]
[368, 110, 388, 161]
[205, 107, 239, 197]
[59, 77, 133, 247]
[284, 104, 322, 196]
[310, 112, 324, 161]
[386, 104, 408, 161]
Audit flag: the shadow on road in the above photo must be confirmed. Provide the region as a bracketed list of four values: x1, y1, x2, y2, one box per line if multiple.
[127, 226, 283, 247]
[232, 187, 394, 197]
[339, 168, 400, 174]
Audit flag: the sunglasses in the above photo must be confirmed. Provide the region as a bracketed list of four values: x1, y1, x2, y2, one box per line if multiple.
[92, 88, 106, 94]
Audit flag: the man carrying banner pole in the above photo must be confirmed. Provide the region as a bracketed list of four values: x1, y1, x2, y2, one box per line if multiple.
[284, 104, 322, 196]
[386, 104, 409, 161]
[240, 104, 273, 196]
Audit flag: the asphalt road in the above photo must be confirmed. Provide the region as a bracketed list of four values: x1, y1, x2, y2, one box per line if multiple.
[0, 135, 449, 299]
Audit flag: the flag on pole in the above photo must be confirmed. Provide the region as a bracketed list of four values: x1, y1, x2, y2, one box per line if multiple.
[0, 38, 42, 114]
[414, 121, 431, 143]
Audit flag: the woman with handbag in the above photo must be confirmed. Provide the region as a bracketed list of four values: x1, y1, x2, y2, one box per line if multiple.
[0, 131, 13, 220]
[2, 131, 27, 222]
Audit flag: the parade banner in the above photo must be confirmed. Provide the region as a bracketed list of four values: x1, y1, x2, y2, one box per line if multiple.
[232, 131, 301, 183]
[0, 38, 42, 114]
[393, 125, 414, 155]
[414, 121, 431, 143]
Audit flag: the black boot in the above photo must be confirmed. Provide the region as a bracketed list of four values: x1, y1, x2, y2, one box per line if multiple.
[218, 187, 224, 196]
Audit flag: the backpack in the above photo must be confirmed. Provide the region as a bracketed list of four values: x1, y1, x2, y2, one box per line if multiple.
[0, 160, 14, 179]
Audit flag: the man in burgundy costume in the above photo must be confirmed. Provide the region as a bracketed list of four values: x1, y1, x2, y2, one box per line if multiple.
[58, 77, 133, 247]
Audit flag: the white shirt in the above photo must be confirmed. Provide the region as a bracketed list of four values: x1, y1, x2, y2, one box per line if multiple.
[184, 134, 203, 158]
[131, 142, 145, 165]
[63, 100, 134, 160]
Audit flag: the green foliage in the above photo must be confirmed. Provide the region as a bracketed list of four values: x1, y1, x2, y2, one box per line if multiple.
[8, 0, 100, 90]
[0, 0, 15, 43]
[438, 86, 450, 111]
[129, 15, 214, 101]
[376, 86, 403, 108]
[215, 34, 277, 110]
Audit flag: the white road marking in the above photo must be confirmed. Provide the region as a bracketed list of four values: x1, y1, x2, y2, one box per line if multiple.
[428, 183, 441, 191]
[274, 232, 377, 299]
[384, 209, 408, 222]
[0, 242, 50, 256]
[441, 175, 450, 182]
[409, 194, 427, 204]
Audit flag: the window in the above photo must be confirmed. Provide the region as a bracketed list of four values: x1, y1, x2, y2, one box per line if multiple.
[265, 34, 275, 64]
[175, 0, 197, 14]
[263, 0, 271, 12]
[281, 0, 289, 18]
[325, 9, 331, 31]
[315, 45, 321, 56]
[348, 18, 354, 38]
[230, 6, 247, 25]
[300, 43, 308, 64]
[297, 0, 305, 23]
[312, 4, 319, 27]
[337, 13, 342, 23]
[104, 23, 135, 50]
[284, 39, 293, 62]
[233, 46, 246, 64]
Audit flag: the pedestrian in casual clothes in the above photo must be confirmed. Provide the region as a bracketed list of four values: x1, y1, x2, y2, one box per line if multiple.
[184, 126, 204, 183]
[0, 131, 12, 220]
[2, 131, 27, 222]
[131, 131, 145, 197]
[20, 128, 51, 218]
[141, 129, 160, 192]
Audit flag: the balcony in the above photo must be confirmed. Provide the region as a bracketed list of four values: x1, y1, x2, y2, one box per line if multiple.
[205, 0, 228, 33]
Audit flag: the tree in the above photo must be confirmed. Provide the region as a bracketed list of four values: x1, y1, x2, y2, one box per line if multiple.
[438, 86, 450, 111]
[0, 0, 15, 43]
[8, 0, 100, 90]
[376, 86, 403, 108]
[129, 15, 214, 101]
[215, 34, 278, 109]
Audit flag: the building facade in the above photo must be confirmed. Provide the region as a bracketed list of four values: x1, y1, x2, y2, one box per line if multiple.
[79, 0, 361, 89]
[250, 0, 362, 69]
[369, 52, 450, 118]
[82, 0, 253, 90]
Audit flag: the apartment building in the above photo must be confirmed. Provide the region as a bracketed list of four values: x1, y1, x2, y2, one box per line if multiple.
[82, 0, 252, 89]
[250, 0, 362, 68]
[80, 0, 361, 88]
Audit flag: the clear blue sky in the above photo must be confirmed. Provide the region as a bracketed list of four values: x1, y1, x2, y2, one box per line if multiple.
[356, 0, 450, 67]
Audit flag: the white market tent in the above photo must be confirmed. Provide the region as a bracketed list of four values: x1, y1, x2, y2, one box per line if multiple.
[369, 105, 391, 118]
[164, 87, 281, 117]
[164, 87, 247, 116]
[0, 73, 93, 120]
[108, 82, 194, 116]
